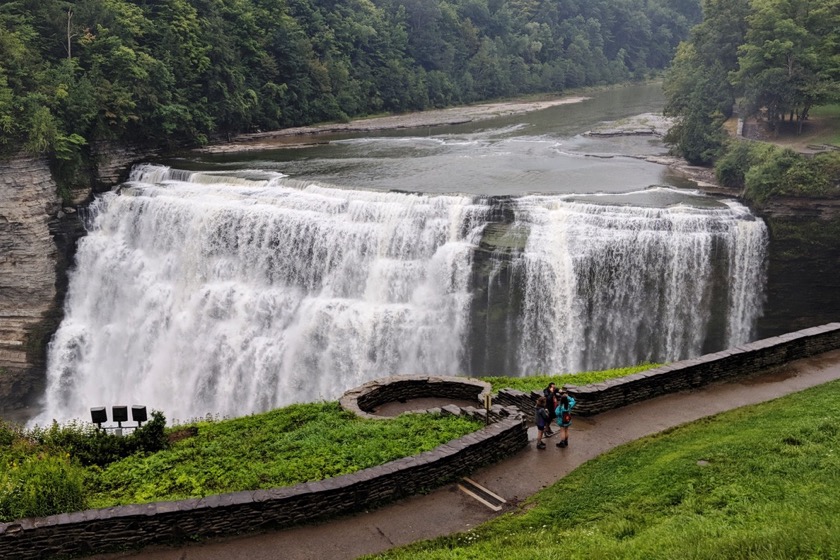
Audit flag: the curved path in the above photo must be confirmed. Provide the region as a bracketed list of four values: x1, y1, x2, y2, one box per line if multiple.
[87, 349, 840, 560]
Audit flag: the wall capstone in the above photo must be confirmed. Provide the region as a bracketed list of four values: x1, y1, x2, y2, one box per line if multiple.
[496, 323, 840, 419]
[339, 374, 493, 419]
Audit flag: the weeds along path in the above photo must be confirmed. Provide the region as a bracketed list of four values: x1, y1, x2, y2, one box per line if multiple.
[84, 349, 840, 560]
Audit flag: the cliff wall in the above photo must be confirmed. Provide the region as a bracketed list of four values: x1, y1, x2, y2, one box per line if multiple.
[0, 156, 61, 413]
[0, 146, 154, 417]
[756, 199, 840, 337]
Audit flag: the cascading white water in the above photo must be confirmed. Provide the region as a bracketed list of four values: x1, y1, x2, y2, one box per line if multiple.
[514, 194, 767, 374]
[40, 165, 490, 423]
[37, 166, 767, 424]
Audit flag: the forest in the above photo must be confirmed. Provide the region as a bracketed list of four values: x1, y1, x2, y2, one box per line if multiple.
[0, 0, 700, 163]
[663, 0, 840, 201]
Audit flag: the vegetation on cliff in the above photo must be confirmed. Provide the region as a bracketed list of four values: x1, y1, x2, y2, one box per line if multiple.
[663, 0, 840, 165]
[715, 140, 840, 204]
[662, 0, 840, 203]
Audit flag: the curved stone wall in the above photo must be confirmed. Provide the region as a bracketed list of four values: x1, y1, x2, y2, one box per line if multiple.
[0, 393, 526, 559]
[339, 375, 493, 419]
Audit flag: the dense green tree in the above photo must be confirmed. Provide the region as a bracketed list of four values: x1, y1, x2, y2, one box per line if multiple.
[0, 0, 702, 158]
[667, 0, 840, 161]
[733, 0, 840, 134]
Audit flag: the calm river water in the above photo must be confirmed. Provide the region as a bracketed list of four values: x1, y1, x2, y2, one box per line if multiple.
[175, 83, 694, 198]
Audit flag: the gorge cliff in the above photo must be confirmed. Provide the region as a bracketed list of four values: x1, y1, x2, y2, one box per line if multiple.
[0, 145, 153, 415]
[0, 156, 61, 414]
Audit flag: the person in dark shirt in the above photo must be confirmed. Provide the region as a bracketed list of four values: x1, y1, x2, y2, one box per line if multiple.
[542, 382, 558, 436]
[534, 396, 550, 449]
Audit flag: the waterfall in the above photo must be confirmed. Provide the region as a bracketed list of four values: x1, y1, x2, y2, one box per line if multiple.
[513, 195, 767, 374]
[37, 165, 767, 424]
[40, 165, 490, 423]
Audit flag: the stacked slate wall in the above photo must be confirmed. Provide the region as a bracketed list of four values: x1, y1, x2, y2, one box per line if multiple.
[0, 380, 526, 559]
[496, 323, 840, 417]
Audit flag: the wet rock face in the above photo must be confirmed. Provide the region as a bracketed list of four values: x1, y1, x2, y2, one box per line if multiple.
[90, 141, 159, 192]
[0, 156, 61, 412]
[758, 209, 840, 337]
[0, 146, 154, 416]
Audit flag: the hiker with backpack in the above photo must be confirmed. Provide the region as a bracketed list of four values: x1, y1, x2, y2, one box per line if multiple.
[534, 396, 550, 449]
[554, 390, 576, 448]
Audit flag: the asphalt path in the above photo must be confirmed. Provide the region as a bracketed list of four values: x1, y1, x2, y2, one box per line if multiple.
[86, 348, 840, 560]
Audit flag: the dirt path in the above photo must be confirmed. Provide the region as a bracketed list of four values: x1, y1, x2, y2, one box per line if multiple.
[85, 349, 840, 560]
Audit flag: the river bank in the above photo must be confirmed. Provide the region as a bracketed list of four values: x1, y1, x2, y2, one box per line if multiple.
[197, 96, 590, 153]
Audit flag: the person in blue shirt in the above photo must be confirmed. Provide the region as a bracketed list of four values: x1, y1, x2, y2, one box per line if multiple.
[554, 390, 576, 448]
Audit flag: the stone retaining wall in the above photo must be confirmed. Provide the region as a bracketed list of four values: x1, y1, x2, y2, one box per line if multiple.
[497, 323, 840, 418]
[0, 403, 527, 559]
[340, 375, 493, 419]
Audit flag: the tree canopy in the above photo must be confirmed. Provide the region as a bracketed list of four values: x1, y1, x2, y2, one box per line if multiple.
[664, 0, 840, 163]
[0, 0, 700, 162]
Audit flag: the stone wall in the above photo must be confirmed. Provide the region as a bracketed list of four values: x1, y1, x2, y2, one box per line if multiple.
[0, 155, 61, 411]
[0, 405, 527, 559]
[340, 375, 493, 419]
[496, 323, 840, 417]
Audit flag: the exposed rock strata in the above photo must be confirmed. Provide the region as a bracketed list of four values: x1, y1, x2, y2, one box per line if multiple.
[0, 156, 61, 412]
[0, 146, 154, 416]
[91, 141, 160, 192]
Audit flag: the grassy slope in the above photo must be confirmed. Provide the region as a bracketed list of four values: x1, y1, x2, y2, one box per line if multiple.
[87, 403, 483, 508]
[367, 380, 840, 560]
[482, 364, 661, 394]
[746, 104, 840, 151]
[88, 366, 658, 507]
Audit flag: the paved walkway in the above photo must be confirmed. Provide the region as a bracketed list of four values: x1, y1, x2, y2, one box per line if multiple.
[87, 349, 840, 560]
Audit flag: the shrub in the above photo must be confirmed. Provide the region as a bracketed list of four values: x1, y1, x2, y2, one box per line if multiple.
[0, 454, 87, 520]
[715, 140, 759, 188]
[0, 420, 21, 447]
[778, 151, 840, 198]
[716, 140, 840, 204]
[743, 146, 799, 204]
[31, 411, 169, 467]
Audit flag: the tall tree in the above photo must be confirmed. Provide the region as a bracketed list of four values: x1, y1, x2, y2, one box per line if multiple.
[733, 0, 840, 133]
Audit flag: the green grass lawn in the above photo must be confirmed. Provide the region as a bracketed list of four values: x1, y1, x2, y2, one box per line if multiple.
[90, 402, 486, 508]
[807, 104, 840, 147]
[481, 363, 661, 394]
[0, 402, 483, 519]
[365, 380, 840, 560]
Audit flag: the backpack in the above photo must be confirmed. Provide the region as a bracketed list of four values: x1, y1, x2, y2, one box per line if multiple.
[556, 404, 571, 424]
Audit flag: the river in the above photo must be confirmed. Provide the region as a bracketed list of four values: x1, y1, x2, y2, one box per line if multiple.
[32, 83, 772, 425]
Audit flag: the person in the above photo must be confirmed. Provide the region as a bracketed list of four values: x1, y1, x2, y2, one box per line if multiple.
[534, 396, 550, 449]
[542, 382, 558, 436]
[554, 390, 576, 448]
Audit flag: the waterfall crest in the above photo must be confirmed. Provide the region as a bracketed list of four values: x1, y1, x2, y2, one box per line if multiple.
[38, 165, 767, 423]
